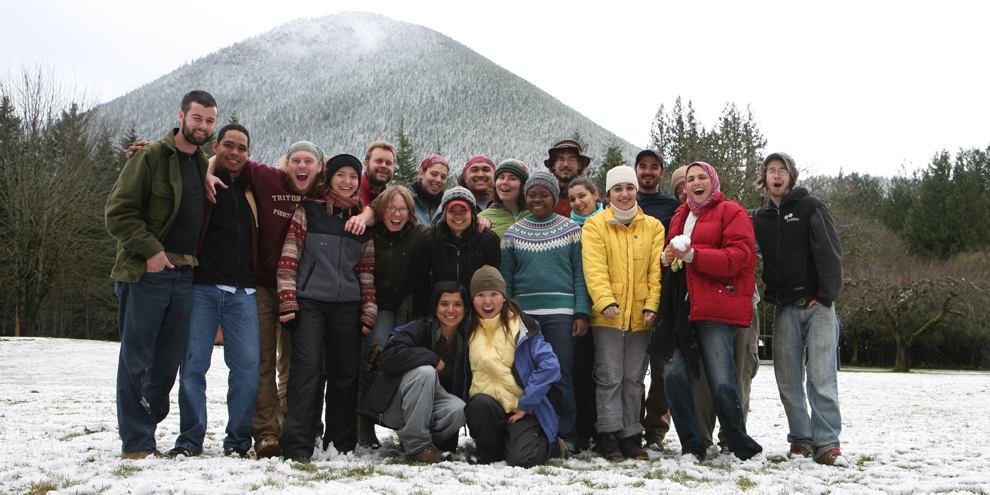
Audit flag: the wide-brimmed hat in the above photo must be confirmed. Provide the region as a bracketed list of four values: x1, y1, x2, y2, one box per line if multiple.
[544, 139, 591, 172]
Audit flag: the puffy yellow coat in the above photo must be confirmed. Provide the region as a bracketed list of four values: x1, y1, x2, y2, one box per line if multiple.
[581, 206, 665, 331]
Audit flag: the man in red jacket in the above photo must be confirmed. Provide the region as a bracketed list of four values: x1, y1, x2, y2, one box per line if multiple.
[358, 140, 396, 206]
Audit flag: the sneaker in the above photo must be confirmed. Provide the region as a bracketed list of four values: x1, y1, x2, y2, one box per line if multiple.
[599, 432, 625, 462]
[255, 437, 281, 459]
[788, 443, 812, 459]
[644, 436, 664, 452]
[225, 447, 249, 459]
[409, 444, 449, 464]
[617, 435, 649, 461]
[814, 448, 849, 467]
[121, 449, 162, 460]
[163, 447, 195, 459]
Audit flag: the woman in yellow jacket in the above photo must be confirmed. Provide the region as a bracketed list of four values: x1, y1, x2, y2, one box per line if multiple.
[581, 166, 665, 461]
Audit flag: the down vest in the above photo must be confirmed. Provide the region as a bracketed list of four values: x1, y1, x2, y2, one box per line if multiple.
[667, 193, 756, 326]
[581, 206, 665, 331]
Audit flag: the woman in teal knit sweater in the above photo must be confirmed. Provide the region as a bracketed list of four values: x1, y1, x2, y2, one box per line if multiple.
[499, 171, 590, 452]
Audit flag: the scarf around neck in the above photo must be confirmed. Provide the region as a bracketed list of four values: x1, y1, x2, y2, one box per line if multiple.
[611, 202, 639, 224]
[320, 188, 362, 217]
[413, 180, 444, 207]
[570, 201, 604, 226]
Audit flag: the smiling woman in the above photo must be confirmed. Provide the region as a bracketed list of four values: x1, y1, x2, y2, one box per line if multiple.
[276, 153, 377, 463]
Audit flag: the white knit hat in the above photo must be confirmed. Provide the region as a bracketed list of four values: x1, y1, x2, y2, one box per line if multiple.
[606, 166, 638, 192]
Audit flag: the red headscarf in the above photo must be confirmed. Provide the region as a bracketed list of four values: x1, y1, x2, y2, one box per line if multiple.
[685, 161, 723, 214]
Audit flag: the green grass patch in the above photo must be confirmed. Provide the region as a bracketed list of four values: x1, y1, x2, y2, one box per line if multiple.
[737, 477, 757, 490]
[112, 464, 142, 477]
[856, 455, 876, 467]
[291, 462, 318, 473]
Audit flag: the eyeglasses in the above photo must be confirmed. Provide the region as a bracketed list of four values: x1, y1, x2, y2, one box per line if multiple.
[387, 207, 410, 214]
[766, 168, 789, 177]
[555, 156, 579, 165]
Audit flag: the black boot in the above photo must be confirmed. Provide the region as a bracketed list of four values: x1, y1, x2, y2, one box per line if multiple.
[599, 432, 625, 461]
[356, 416, 381, 449]
[618, 435, 649, 460]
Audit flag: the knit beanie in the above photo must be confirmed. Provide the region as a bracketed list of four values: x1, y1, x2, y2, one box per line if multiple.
[760, 152, 799, 187]
[325, 154, 363, 185]
[494, 159, 530, 184]
[419, 154, 450, 173]
[439, 186, 477, 213]
[606, 165, 638, 192]
[470, 265, 506, 297]
[670, 166, 687, 190]
[524, 171, 560, 205]
[287, 141, 325, 164]
[465, 155, 495, 169]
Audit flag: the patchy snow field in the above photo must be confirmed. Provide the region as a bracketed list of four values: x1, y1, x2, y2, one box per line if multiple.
[1, 337, 988, 494]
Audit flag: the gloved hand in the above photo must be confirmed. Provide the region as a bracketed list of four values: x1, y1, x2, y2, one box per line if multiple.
[280, 312, 299, 333]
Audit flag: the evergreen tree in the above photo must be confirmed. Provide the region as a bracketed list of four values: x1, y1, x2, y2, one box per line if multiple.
[590, 137, 627, 193]
[118, 123, 140, 169]
[392, 118, 418, 186]
[228, 111, 240, 125]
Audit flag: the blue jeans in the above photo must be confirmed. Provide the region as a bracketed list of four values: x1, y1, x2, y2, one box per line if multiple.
[772, 303, 842, 457]
[115, 267, 193, 454]
[664, 320, 762, 460]
[174, 285, 260, 454]
[534, 313, 577, 447]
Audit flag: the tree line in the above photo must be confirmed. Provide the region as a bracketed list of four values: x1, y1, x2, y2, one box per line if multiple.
[2, 70, 988, 372]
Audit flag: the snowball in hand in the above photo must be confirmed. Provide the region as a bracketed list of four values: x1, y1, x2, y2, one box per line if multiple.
[671, 235, 691, 252]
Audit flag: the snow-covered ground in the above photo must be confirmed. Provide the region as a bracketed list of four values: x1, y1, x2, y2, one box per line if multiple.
[1, 337, 988, 494]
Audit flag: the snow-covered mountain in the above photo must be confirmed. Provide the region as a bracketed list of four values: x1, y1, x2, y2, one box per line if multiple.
[99, 12, 638, 172]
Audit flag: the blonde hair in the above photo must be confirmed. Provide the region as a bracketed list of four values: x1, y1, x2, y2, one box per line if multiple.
[278, 153, 328, 199]
[370, 185, 418, 224]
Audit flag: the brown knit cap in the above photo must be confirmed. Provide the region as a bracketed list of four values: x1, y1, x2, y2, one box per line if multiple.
[470, 265, 506, 297]
[670, 166, 687, 190]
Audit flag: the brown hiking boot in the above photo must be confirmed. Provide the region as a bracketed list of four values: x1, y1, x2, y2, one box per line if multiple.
[121, 449, 162, 460]
[599, 432, 625, 462]
[788, 443, 812, 459]
[618, 435, 649, 460]
[255, 437, 281, 459]
[409, 444, 449, 464]
[814, 448, 849, 467]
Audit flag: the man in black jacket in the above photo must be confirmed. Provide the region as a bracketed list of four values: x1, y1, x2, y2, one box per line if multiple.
[166, 124, 259, 460]
[752, 152, 847, 468]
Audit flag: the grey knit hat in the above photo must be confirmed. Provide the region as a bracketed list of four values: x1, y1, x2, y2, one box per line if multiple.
[470, 265, 506, 297]
[439, 186, 477, 213]
[524, 171, 560, 205]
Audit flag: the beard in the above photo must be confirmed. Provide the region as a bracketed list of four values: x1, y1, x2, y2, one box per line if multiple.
[180, 121, 214, 147]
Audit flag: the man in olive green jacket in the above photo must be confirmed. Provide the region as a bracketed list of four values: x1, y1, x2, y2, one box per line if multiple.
[105, 90, 217, 459]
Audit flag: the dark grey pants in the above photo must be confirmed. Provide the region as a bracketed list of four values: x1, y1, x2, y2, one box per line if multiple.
[465, 394, 551, 467]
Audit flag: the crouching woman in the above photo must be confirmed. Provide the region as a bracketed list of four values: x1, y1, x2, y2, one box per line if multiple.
[464, 266, 567, 467]
[356, 280, 470, 463]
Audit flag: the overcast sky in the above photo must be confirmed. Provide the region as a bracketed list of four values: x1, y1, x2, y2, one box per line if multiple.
[3, 0, 987, 177]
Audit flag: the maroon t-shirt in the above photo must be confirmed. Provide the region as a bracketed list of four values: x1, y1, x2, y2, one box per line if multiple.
[240, 160, 303, 288]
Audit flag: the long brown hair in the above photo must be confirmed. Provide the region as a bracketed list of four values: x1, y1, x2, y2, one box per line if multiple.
[468, 297, 523, 344]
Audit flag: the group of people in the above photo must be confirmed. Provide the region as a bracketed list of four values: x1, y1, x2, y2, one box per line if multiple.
[106, 90, 847, 469]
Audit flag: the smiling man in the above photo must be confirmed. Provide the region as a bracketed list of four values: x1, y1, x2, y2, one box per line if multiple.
[106, 90, 217, 459]
[457, 155, 496, 210]
[167, 124, 259, 460]
[544, 140, 591, 217]
[752, 152, 846, 467]
[359, 140, 396, 206]
[634, 149, 680, 230]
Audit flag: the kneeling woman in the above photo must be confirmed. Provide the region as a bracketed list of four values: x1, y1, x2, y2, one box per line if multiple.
[356, 280, 470, 463]
[651, 161, 762, 462]
[277, 154, 377, 462]
[464, 266, 566, 467]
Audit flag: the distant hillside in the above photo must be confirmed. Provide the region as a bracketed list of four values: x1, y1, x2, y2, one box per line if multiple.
[98, 12, 639, 173]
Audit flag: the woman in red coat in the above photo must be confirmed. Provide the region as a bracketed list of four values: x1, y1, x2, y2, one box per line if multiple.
[652, 161, 763, 462]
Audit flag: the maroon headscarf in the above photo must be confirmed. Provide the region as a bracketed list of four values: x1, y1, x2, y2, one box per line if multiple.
[685, 161, 723, 214]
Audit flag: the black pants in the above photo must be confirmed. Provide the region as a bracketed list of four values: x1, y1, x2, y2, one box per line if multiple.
[572, 329, 598, 442]
[280, 299, 361, 459]
[465, 394, 551, 467]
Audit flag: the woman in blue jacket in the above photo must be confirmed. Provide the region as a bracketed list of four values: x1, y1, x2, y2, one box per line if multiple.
[463, 266, 567, 467]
